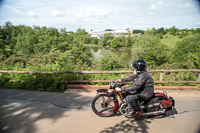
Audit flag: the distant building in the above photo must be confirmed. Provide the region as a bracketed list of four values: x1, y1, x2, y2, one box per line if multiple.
[88, 29, 134, 38]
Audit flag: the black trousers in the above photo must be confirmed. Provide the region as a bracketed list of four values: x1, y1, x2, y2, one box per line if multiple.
[125, 92, 146, 112]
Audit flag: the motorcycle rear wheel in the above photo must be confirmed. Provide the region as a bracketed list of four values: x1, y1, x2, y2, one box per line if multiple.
[91, 94, 116, 117]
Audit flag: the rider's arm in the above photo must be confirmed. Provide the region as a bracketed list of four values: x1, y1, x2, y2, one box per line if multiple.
[121, 73, 148, 92]
[121, 74, 137, 82]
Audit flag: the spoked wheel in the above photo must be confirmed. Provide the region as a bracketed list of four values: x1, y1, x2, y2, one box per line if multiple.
[91, 94, 116, 117]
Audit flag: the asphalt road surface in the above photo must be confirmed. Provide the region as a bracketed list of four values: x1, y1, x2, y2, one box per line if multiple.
[0, 88, 200, 133]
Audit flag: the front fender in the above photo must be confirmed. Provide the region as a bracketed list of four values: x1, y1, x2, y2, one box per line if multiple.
[96, 89, 109, 95]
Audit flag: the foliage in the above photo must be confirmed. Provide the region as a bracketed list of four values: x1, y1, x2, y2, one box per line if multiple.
[98, 33, 113, 47]
[111, 37, 123, 48]
[160, 34, 182, 48]
[98, 49, 131, 70]
[154, 27, 167, 35]
[0, 22, 200, 91]
[167, 26, 179, 36]
[133, 30, 144, 34]
[173, 34, 200, 69]
[131, 30, 171, 67]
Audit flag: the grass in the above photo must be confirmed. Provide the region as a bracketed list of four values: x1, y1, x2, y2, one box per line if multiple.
[161, 34, 182, 48]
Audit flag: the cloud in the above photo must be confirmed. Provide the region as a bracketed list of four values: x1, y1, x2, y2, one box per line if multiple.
[150, 1, 165, 11]
[179, 2, 194, 8]
[150, 4, 159, 11]
[1, 0, 199, 31]
[150, 0, 196, 12]
[74, 7, 108, 18]
[27, 11, 37, 17]
[69, 6, 109, 26]
[52, 9, 64, 17]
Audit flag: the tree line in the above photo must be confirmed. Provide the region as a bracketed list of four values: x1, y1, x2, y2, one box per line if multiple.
[0, 21, 199, 91]
[1, 21, 199, 71]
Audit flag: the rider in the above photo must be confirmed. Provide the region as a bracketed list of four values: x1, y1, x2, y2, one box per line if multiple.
[116, 59, 154, 116]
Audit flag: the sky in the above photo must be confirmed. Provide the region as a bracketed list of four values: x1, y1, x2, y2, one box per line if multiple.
[0, 0, 200, 31]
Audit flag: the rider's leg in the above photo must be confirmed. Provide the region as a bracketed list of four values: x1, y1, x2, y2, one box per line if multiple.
[126, 93, 146, 112]
[126, 94, 141, 112]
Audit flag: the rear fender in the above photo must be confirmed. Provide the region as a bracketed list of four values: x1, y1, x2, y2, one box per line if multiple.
[154, 92, 166, 97]
[154, 92, 169, 100]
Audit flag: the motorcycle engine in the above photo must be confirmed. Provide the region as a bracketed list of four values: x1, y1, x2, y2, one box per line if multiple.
[119, 103, 133, 116]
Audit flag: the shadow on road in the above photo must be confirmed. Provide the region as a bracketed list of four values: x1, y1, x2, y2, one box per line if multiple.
[100, 116, 151, 133]
[0, 88, 92, 133]
[100, 108, 178, 133]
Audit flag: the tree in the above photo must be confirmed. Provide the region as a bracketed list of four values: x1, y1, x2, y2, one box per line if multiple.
[90, 37, 99, 45]
[98, 49, 123, 70]
[133, 30, 144, 34]
[0, 22, 25, 59]
[111, 37, 121, 48]
[155, 27, 166, 35]
[76, 28, 87, 35]
[15, 27, 36, 58]
[99, 33, 113, 47]
[131, 30, 170, 67]
[173, 34, 200, 69]
[168, 26, 178, 36]
[125, 36, 135, 47]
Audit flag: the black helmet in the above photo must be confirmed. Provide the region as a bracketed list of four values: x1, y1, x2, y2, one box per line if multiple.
[132, 60, 147, 71]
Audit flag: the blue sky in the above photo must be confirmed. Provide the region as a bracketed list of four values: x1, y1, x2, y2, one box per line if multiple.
[0, 0, 200, 31]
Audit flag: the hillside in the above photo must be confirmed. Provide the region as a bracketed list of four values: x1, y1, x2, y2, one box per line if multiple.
[161, 34, 182, 48]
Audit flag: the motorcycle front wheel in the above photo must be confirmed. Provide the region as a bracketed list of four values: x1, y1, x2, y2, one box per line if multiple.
[91, 94, 117, 117]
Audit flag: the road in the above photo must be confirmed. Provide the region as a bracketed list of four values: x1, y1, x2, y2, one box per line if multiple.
[0, 88, 200, 133]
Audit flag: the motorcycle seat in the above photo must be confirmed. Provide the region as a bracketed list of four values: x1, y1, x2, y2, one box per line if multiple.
[139, 94, 155, 104]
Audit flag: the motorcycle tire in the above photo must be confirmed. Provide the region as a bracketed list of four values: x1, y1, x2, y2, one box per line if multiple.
[91, 94, 116, 117]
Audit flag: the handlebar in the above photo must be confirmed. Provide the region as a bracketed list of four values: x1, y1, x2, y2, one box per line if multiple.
[109, 81, 125, 89]
[116, 81, 125, 87]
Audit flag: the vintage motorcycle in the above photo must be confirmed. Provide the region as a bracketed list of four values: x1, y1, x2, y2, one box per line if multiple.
[91, 81, 175, 118]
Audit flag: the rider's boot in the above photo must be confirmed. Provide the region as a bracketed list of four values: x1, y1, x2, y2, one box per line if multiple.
[127, 111, 142, 118]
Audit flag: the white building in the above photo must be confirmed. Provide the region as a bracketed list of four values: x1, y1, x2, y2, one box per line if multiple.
[88, 29, 133, 38]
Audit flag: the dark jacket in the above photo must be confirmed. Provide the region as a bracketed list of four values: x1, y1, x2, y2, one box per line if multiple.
[121, 70, 154, 99]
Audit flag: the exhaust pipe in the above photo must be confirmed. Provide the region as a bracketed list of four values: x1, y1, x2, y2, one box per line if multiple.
[140, 102, 161, 109]
[142, 110, 165, 116]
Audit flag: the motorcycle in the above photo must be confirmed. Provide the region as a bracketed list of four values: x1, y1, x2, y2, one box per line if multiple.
[91, 81, 175, 118]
